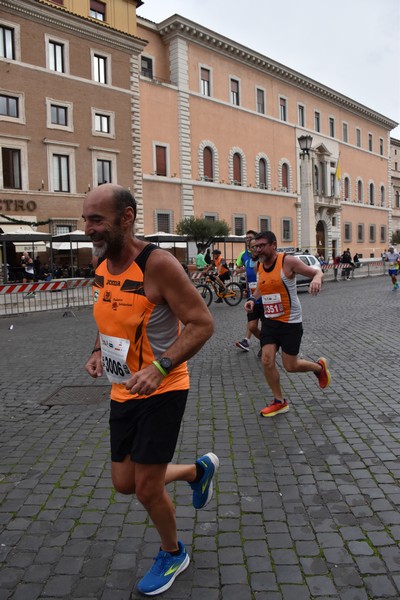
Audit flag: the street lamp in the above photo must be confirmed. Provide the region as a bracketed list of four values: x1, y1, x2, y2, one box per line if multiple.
[298, 134, 313, 157]
[298, 134, 316, 252]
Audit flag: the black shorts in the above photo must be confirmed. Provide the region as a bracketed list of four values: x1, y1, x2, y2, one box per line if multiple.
[260, 320, 303, 356]
[219, 272, 230, 282]
[109, 389, 188, 464]
[247, 302, 263, 322]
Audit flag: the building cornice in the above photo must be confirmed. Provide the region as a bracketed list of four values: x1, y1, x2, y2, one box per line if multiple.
[156, 15, 398, 131]
[2, 0, 147, 53]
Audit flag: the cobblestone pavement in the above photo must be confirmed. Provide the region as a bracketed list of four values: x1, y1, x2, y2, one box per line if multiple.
[1, 275, 399, 600]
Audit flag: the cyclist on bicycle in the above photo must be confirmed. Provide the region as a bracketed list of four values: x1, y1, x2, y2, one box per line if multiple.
[204, 249, 231, 303]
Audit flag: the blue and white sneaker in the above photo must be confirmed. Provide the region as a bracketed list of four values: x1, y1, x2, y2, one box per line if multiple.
[190, 452, 219, 509]
[137, 540, 190, 596]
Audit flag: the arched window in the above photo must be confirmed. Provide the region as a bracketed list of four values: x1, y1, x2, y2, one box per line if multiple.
[259, 158, 267, 189]
[314, 165, 319, 194]
[282, 163, 288, 191]
[369, 182, 374, 205]
[203, 146, 213, 181]
[344, 177, 350, 200]
[233, 152, 242, 185]
[380, 185, 385, 207]
[357, 180, 363, 203]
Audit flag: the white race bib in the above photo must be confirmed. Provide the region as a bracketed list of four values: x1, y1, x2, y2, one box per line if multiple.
[249, 281, 257, 292]
[262, 293, 284, 318]
[100, 334, 131, 384]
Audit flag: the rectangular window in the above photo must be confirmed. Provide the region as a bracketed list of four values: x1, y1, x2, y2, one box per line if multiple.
[369, 224, 376, 242]
[329, 117, 335, 138]
[50, 104, 67, 126]
[49, 41, 64, 73]
[53, 154, 70, 192]
[141, 56, 153, 79]
[93, 54, 107, 83]
[357, 224, 364, 243]
[2, 147, 21, 189]
[204, 213, 217, 222]
[342, 122, 348, 143]
[282, 218, 292, 241]
[90, 0, 106, 20]
[94, 113, 110, 133]
[259, 217, 270, 231]
[380, 138, 384, 156]
[314, 111, 320, 132]
[201, 68, 211, 96]
[298, 104, 305, 127]
[368, 133, 373, 152]
[0, 25, 14, 59]
[356, 128, 361, 148]
[380, 225, 386, 243]
[279, 97, 287, 122]
[230, 78, 240, 106]
[155, 145, 167, 176]
[344, 222, 351, 242]
[97, 159, 111, 185]
[234, 216, 245, 236]
[156, 212, 171, 233]
[256, 88, 265, 114]
[0, 94, 18, 118]
[55, 225, 72, 236]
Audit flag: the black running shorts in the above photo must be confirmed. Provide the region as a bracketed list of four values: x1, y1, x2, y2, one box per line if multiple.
[246, 302, 264, 323]
[260, 320, 303, 356]
[109, 389, 188, 464]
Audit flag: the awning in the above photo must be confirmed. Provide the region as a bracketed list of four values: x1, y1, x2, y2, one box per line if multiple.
[0, 223, 38, 235]
[0, 223, 49, 252]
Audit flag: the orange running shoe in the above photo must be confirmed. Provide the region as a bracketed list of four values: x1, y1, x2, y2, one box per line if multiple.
[316, 357, 331, 389]
[260, 399, 289, 418]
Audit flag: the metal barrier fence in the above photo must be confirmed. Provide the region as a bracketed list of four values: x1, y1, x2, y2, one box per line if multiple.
[0, 261, 388, 317]
[0, 278, 94, 317]
[190, 260, 387, 285]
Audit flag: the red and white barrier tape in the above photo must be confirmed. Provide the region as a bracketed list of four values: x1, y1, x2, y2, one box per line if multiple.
[0, 278, 94, 295]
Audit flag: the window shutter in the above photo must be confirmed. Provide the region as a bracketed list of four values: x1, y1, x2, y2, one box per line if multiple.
[282, 163, 288, 189]
[233, 153, 241, 184]
[203, 147, 213, 180]
[156, 146, 167, 176]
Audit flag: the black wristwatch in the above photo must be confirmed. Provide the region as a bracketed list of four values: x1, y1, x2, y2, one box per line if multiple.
[158, 357, 173, 374]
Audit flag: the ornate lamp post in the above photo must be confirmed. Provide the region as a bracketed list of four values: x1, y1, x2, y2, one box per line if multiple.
[298, 135, 316, 253]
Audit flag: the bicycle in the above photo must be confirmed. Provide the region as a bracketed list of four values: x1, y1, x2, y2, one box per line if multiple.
[195, 272, 242, 307]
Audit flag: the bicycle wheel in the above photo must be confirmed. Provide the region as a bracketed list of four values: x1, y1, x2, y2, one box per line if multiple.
[196, 284, 212, 306]
[223, 282, 243, 306]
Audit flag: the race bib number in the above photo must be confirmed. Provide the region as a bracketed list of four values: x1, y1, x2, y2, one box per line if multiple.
[262, 293, 284, 318]
[100, 334, 131, 384]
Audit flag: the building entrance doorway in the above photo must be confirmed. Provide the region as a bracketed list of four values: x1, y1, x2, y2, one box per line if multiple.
[316, 220, 327, 259]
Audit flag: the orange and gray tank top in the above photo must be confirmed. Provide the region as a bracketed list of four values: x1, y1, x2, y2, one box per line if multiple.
[257, 253, 302, 323]
[92, 244, 189, 402]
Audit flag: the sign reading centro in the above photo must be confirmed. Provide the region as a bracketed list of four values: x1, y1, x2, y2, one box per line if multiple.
[0, 199, 37, 212]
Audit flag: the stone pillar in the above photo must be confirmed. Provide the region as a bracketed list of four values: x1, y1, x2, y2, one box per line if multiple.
[300, 152, 316, 252]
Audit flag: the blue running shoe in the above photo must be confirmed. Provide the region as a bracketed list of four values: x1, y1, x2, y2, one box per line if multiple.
[190, 452, 219, 509]
[137, 540, 190, 596]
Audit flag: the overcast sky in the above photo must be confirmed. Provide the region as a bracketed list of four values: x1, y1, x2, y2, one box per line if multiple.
[137, 0, 400, 138]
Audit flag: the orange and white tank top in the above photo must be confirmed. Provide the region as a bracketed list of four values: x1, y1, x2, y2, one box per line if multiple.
[257, 253, 302, 323]
[92, 244, 189, 402]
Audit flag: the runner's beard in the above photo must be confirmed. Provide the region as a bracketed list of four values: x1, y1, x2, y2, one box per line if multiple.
[92, 229, 125, 260]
